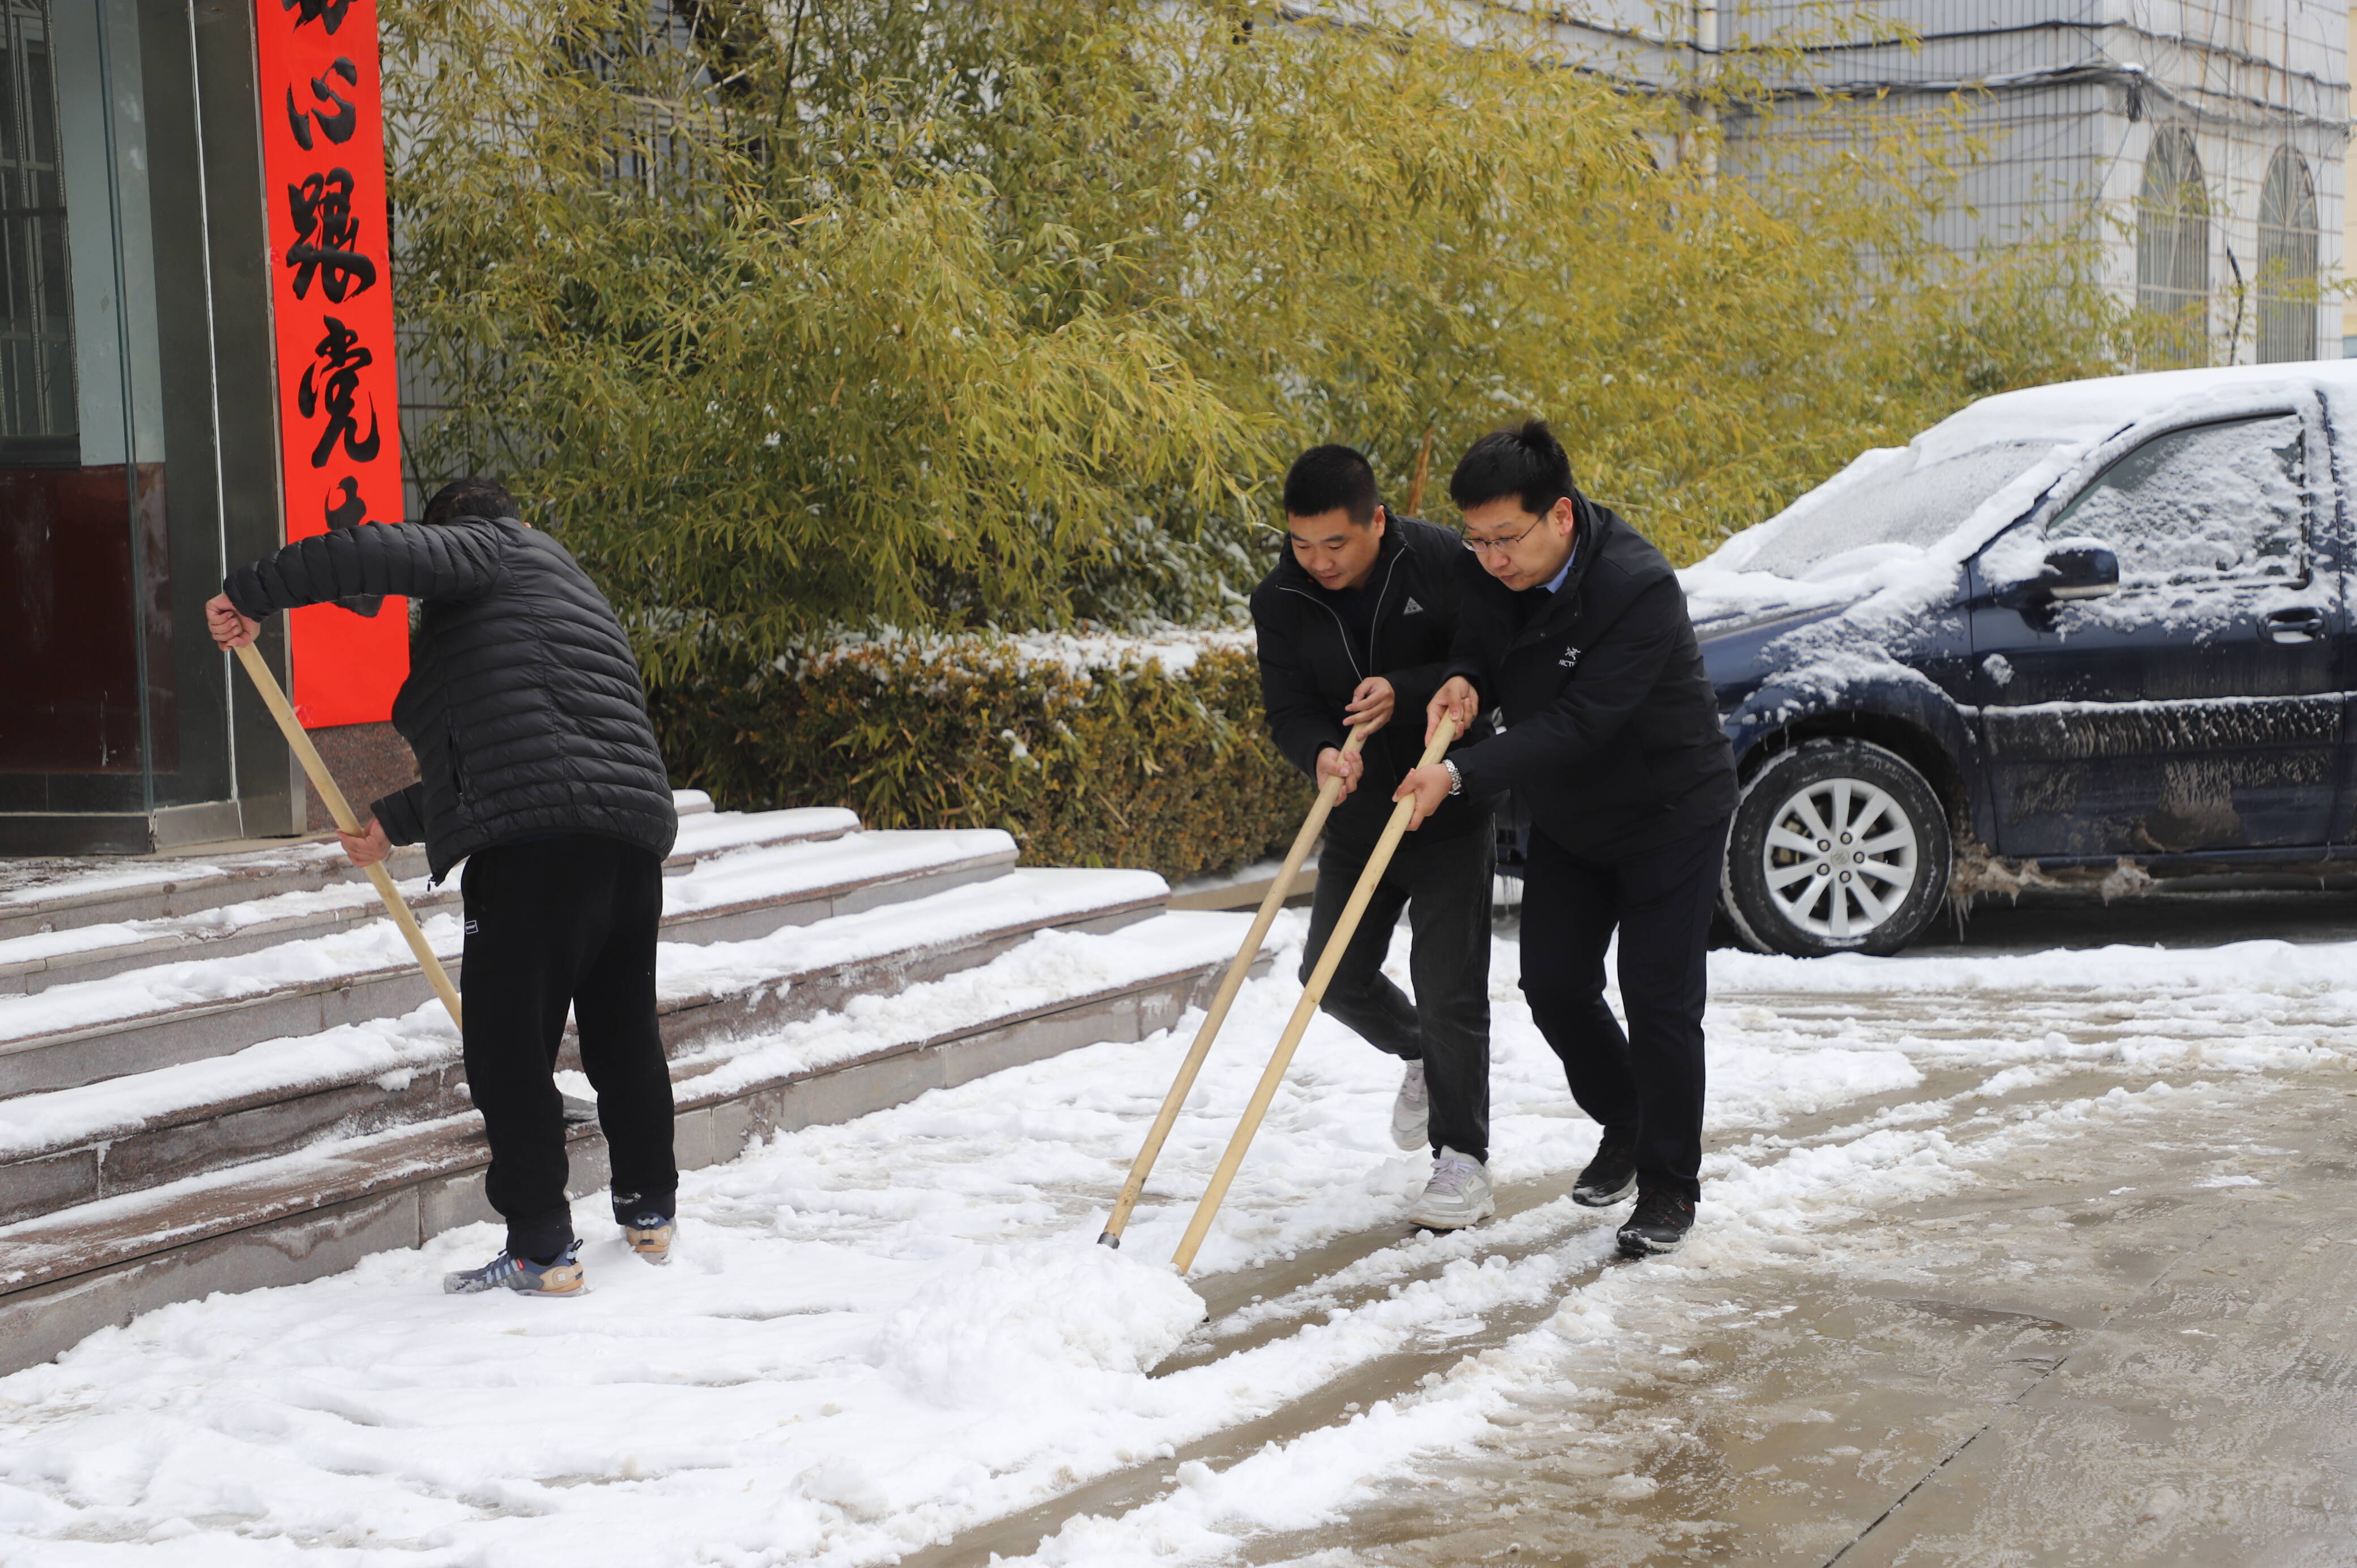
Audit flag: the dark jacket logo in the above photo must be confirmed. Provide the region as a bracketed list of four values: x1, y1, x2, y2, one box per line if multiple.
[1403, 596, 1426, 615]
[1559, 646, 1582, 670]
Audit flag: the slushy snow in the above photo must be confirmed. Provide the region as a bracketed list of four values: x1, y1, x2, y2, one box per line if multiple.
[2, 912, 2351, 1566]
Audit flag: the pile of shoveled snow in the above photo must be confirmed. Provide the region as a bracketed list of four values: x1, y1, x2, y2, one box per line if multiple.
[870, 1241, 1206, 1404]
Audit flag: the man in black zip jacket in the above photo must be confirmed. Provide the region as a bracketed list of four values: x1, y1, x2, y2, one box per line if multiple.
[1251, 444, 1500, 1230]
[204, 479, 680, 1297]
[1397, 422, 1737, 1259]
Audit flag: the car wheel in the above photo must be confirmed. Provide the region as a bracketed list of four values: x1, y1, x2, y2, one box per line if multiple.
[1721, 739, 1951, 958]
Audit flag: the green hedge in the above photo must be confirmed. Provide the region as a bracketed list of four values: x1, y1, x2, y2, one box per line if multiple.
[651, 636, 1311, 882]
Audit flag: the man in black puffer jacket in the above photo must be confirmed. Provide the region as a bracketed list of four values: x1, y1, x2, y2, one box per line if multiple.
[1251, 445, 1499, 1232]
[205, 479, 679, 1298]
[1397, 423, 1738, 1262]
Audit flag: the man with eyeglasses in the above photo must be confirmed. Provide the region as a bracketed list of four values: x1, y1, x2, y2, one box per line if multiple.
[1395, 421, 1737, 1258]
[1251, 444, 1501, 1230]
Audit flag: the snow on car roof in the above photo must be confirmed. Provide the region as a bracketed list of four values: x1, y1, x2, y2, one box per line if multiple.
[1922, 359, 2357, 459]
[1684, 360, 2357, 631]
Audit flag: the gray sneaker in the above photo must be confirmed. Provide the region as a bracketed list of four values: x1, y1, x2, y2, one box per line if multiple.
[442, 1242, 587, 1297]
[1407, 1147, 1495, 1230]
[1390, 1060, 1430, 1151]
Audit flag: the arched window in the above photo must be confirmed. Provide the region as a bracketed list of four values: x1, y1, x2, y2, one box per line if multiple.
[2257, 148, 2319, 363]
[2137, 128, 2209, 364]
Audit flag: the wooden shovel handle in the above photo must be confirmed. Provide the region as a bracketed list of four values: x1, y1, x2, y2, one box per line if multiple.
[1171, 715, 1460, 1273]
[232, 642, 465, 1030]
[1098, 722, 1373, 1247]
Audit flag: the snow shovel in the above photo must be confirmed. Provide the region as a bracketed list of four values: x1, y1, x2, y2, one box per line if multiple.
[231, 642, 465, 1031]
[1098, 721, 1374, 1250]
[1170, 714, 1460, 1274]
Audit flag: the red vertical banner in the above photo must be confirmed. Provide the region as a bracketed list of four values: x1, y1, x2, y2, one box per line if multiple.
[255, 0, 407, 727]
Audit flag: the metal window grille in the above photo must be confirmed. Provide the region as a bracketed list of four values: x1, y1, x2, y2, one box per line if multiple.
[2135, 127, 2209, 365]
[2257, 148, 2318, 365]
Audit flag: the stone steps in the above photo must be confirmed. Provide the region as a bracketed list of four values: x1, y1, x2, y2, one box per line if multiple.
[0, 799, 861, 994]
[0, 828, 1027, 1100]
[0, 791, 725, 943]
[0, 910, 1262, 1377]
[0, 863, 1163, 1221]
[0, 800, 1268, 1382]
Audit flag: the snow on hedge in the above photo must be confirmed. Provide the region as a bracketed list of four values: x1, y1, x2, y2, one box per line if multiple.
[777, 625, 1258, 684]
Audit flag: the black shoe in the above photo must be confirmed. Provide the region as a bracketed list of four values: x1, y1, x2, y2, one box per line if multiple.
[1616, 1188, 1696, 1258]
[1573, 1128, 1638, 1208]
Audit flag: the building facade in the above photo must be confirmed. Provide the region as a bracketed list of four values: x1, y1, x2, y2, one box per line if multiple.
[1539, 0, 2347, 364]
[1, 0, 408, 856]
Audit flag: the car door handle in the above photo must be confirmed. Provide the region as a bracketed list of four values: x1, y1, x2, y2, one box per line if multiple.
[2262, 607, 2328, 643]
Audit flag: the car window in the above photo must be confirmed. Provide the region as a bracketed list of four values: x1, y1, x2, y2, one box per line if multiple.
[2043, 414, 2307, 589]
[1741, 440, 2060, 581]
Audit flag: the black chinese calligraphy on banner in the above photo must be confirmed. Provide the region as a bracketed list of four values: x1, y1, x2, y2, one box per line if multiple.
[258, 0, 406, 725]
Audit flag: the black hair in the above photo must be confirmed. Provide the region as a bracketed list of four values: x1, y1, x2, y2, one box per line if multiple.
[1282, 444, 1379, 526]
[422, 477, 521, 526]
[1448, 419, 1575, 518]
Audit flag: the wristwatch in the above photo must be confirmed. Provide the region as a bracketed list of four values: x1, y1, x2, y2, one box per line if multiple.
[1441, 759, 1463, 797]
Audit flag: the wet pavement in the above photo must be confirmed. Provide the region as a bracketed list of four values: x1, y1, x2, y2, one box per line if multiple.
[1911, 880, 2357, 956]
[906, 885, 2357, 1567]
[1244, 1069, 2357, 1566]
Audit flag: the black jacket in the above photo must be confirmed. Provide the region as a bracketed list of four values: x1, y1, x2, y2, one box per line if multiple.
[224, 517, 678, 880]
[1250, 514, 1495, 845]
[1443, 494, 1737, 859]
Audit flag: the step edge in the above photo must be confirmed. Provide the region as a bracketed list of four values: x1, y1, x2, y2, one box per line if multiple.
[647, 892, 1170, 1015]
[644, 847, 1021, 935]
[0, 894, 457, 983]
[0, 821, 880, 982]
[0, 953, 1245, 1301]
[0, 850, 429, 924]
[0, 813, 861, 934]
[669, 961, 1218, 1114]
[0, 864, 1139, 1063]
[0, 887, 1171, 1126]
[0, 862, 1041, 1157]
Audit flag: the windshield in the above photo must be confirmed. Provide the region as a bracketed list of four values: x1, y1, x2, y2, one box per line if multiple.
[1741, 439, 2060, 581]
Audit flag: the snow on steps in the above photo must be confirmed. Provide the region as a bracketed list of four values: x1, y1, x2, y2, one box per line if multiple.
[0, 864, 1165, 1221]
[0, 910, 1265, 1376]
[0, 789, 722, 944]
[0, 825, 1030, 1100]
[0, 800, 862, 995]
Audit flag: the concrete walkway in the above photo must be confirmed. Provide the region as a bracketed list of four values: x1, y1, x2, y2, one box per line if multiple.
[1224, 1021, 2357, 1565]
[908, 897, 2357, 1567]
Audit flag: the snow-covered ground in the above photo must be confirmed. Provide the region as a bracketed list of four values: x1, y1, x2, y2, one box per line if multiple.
[5, 914, 2356, 1565]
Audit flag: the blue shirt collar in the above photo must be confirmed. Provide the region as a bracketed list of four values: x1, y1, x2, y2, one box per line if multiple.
[1541, 536, 1577, 594]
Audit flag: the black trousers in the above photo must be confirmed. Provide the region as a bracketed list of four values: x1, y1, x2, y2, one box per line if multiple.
[1300, 816, 1493, 1162]
[459, 834, 676, 1259]
[1518, 816, 1730, 1203]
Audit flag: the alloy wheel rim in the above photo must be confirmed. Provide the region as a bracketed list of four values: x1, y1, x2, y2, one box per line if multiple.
[1761, 775, 1920, 941]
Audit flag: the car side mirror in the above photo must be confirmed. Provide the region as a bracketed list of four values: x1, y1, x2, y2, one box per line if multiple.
[1995, 538, 2119, 609]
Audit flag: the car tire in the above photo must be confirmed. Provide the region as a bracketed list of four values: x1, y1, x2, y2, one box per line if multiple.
[1721, 739, 1951, 958]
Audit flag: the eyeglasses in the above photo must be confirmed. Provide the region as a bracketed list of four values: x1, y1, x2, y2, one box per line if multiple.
[1460, 518, 1545, 557]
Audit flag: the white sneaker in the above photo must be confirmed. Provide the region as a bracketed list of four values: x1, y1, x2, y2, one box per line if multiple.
[1391, 1060, 1430, 1151]
[1407, 1147, 1495, 1230]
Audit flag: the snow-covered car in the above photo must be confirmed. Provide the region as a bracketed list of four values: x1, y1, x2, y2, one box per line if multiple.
[1683, 360, 2357, 957]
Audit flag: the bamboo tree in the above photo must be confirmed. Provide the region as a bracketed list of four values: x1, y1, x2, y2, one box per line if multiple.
[383, 0, 2133, 684]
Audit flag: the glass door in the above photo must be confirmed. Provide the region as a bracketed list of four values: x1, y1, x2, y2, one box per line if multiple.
[0, 0, 243, 850]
